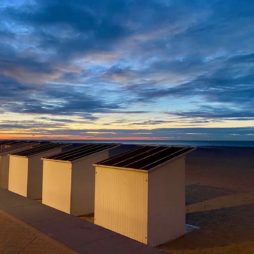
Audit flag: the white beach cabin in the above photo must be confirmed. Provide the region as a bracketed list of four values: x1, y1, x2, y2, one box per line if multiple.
[42, 143, 118, 216]
[0, 142, 38, 189]
[8, 143, 65, 199]
[94, 145, 194, 246]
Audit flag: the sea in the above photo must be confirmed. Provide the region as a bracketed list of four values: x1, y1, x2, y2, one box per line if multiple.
[59, 140, 254, 148]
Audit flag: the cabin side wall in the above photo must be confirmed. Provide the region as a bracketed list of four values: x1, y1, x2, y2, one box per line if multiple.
[0, 156, 2, 187]
[95, 166, 148, 244]
[42, 160, 72, 214]
[148, 157, 186, 246]
[71, 150, 109, 216]
[27, 147, 63, 199]
[8, 156, 29, 197]
[0, 155, 9, 189]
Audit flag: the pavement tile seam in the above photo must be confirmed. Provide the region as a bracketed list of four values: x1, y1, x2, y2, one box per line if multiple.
[17, 235, 38, 254]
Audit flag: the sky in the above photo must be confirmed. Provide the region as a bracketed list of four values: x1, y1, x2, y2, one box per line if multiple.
[0, 0, 254, 140]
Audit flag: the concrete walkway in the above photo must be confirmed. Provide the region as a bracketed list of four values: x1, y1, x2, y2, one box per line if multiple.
[0, 211, 76, 253]
[0, 189, 165, 254]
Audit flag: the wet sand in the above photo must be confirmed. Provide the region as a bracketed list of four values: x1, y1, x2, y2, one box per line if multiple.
[160, 147, 254, 253]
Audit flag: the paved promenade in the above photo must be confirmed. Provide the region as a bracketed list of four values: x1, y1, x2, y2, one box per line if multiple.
[0, 211, 75, 253]
[0, 189, 165, 254]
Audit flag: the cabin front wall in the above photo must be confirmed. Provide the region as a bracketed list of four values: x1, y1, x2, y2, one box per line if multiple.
[42, 160, 72, 214]
[27, 147, 62, 199]
[71, 150, 109, 216]
[0, 144, 34, 189]
[95, 166, 148, 244]
[148, 157, 186, 246]
[8, 155, 29, 197]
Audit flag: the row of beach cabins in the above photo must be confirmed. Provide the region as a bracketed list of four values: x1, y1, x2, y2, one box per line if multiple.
[0, 140, 194, 246]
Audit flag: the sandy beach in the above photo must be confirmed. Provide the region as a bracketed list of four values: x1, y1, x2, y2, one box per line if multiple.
[159, 147, 254, 253]
[0, 145, 253, 253]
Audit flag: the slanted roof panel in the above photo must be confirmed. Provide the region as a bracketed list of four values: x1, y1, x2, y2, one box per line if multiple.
[12, 143, 63, 157]
[96, 145, 194, 171]
[48, 144, 94, 160]
[0, 140, 20, 146]
[97, 146, 149, 166]
[0, 141, 35, 152]
[142, 147, 192, 170]
[0, 142, 38, 154]
[46, 143, 118, 161]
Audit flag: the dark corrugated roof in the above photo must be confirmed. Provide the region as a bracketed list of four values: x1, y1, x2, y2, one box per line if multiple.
[0, 141, 39, 146]
[0, 141, 27, 152]
[0, 140, 13, 143]
[46, 143, 118, 161]
[96, 145, 194, 170]
[12, 143, 64, 157]
[0, 140, 20, 146]
[0, 142, 38, 154]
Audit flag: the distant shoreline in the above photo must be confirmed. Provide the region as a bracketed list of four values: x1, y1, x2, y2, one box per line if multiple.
[1, 139, 254, 148]
[48, 139, 254, 148]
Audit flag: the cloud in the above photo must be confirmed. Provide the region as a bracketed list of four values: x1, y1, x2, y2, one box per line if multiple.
[3, 0, 132, 60]
[174, 106, 254, 120]
[0, 0, 254, 138]
[5, 89, 119, 118]
[124, 52, 254, 119]
[14, 127, 254, 141]
[0, 120, 63, 130]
